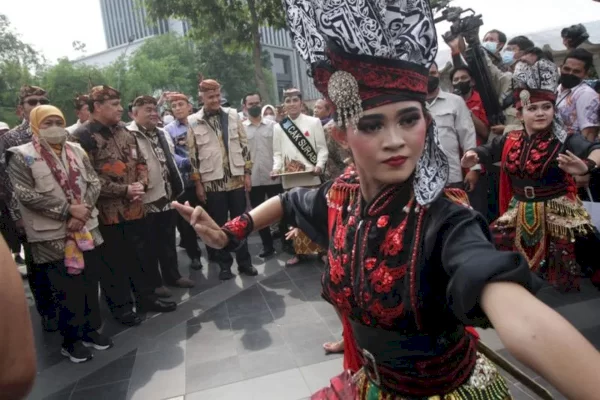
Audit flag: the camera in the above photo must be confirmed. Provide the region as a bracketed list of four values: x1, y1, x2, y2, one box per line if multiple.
[434, 6, 484, 46]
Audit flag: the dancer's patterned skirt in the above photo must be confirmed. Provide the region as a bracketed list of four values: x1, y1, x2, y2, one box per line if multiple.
[293, 229, 323, 255]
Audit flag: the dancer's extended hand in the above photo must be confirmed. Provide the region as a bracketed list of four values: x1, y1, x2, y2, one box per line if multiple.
[171, 201, 228, 249]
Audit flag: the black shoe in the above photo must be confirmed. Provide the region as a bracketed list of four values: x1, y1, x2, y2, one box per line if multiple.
[61, 341, 93, 363]
[42, 315, 59, 332]
[115, 311, 142, 327]
[83, 331, 114, 351]
[190, 258, 203, 270]
[259, 248, 275, 258]
[138, 299, 177, 314]
[219, 269, 235, 281]
[13, 254, 25, 265]
[238, 265, 258, 276]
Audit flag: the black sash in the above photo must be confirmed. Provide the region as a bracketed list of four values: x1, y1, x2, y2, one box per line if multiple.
[280, 117, 318, 166]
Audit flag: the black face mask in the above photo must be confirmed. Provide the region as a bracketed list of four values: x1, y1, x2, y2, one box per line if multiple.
[559, 73, 582, 89]
[453, 81, 472, 96]
[427, 76, 440, 93]
[248, 105, 262, 118]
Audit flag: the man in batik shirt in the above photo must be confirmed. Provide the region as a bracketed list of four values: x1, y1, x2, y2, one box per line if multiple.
[128, 95, 194, 297]
[0, 85, 58, 331]
[188, 78, 257, 280]
[76, 86, 177, 326]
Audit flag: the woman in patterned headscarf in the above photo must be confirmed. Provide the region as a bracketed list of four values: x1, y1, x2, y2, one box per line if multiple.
[175, 1, 600, 399]
[463, 58, 600, 293]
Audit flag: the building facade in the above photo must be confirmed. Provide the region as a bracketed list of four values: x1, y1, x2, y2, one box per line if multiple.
[75, 1, 321, 103]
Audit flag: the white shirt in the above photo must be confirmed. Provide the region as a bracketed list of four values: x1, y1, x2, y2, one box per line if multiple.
[66, 120, 83, 134]
[427, 91, 480, 184]
[273, 113, 328, 189]
[244, 118, 280, 187]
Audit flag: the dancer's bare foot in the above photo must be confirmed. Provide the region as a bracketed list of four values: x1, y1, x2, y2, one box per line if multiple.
[323, 339, 344, 354]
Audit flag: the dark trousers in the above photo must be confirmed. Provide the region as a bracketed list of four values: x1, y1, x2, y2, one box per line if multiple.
[143, 210, 181, 287]
[487, 165, 501, 222]
[99, 219, 156, 316]
[42, 247, 102, 345]
[249, 184, 284, 250]
[205, 188, 252, 270]
[176, 187, 203, 260]
[0, 200, 21, 254]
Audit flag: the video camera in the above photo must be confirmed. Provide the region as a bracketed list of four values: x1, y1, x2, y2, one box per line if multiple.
[434, 6, 484, 46]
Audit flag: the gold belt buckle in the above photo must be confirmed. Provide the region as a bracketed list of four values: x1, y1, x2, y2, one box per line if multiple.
[524, 186, 535, 199]
[362, 349, 381, 386]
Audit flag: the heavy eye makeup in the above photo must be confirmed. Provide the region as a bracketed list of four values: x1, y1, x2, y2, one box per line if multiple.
[356, 107, 422, 133]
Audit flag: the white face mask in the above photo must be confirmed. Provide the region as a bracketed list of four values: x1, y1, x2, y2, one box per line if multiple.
[163, 115, 175, 125]
[264, 115, 276, 121]
[39, 126, 67, 145]
[482, 41, 498, 54]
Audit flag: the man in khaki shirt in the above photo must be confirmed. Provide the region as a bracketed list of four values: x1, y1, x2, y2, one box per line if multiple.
[187, 79, 257, 281]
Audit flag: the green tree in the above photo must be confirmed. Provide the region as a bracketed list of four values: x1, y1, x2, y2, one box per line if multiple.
[0, 14, 44, 126]
[144, 0, 285, 103]
[38, 59, 105, 124]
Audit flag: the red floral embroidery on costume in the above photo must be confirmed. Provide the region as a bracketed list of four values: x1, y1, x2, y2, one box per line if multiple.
[348, 216, 356, 226]
[329, 255, 345, 284]
[380, 218, 408, 257]
[304, 131, 310, 137]
[362, 314, 371, 325]
[342, 254, 349, 265]
[369, 261, 408, 293]
[333, 224, 347, 250]
[363, 292, 372, 303]
[365, 258, 377, 271]
[370, 300, 405, 327]
[222, 214, 252, 242]
[377, 215, 389, 228]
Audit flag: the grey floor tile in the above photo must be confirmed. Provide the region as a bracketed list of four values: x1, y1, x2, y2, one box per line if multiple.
[260, 282, 306, 309]
[299, 358, 344, 393]
[508, 383, 536, 400]
[127, 348, 186, 400]
[475, 328, 505, 351]
[287, 335, 340, 367]
[185, 356, 243, 394]
[230, 309, 274, 333]
[186, 316, 232, 339]
[75, 350, 137, 390]
[186, 302, 229, 327]
[291, 274, 324, 300]
[70, 380, 130, 400]
[238, 345, 297, 379]
[279, 320, 333, 344]
[226, 286, 270, 318]
[321, 314, 343, 336]
[310, 299, 337, 319]
[282, 264, 322, 281]
[529, 377, 567, 400]
[271, 303, 321, 326]
[42, 383, 76, 400]
[185, 380, 251, 400]
[186, 334, 237, 364]
[260, 270, 290, 286]
[136, 323, 188, 355]
[245, 368, 311, 400]
[234, 324, 286, 355]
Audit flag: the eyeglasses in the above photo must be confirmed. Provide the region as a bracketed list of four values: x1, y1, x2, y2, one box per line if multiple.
[25, 98, 50, 106]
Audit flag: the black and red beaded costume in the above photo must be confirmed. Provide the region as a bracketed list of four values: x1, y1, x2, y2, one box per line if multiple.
[473, 59, 600, 292]
[221, 1, 541, 398]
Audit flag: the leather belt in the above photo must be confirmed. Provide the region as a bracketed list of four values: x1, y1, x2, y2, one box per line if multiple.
[512, 182, 567, 202]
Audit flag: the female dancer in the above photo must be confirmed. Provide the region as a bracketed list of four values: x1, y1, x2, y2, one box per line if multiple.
[175, 1, 600, 398]
[462, 58, 600, 292]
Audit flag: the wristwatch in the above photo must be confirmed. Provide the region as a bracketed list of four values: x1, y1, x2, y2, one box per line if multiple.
[580, 158, 598, 175]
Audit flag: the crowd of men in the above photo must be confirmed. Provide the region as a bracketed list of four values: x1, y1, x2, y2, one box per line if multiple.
[0, 22, 598, 365]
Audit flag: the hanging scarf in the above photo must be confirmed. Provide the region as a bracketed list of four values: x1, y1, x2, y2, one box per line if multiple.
[32, 136, 94, 274]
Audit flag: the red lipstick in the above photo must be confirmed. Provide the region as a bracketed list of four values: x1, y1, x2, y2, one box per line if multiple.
[383, 156, 407, 167]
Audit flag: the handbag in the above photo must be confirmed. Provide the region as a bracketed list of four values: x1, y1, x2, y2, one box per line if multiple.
[582, 187, 600, 229]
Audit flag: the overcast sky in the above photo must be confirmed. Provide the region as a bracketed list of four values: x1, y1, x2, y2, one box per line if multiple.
[2, 0, 600, 63]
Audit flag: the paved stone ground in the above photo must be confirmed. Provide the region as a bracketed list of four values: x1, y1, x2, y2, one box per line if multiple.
[26, 235, 600, 400]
